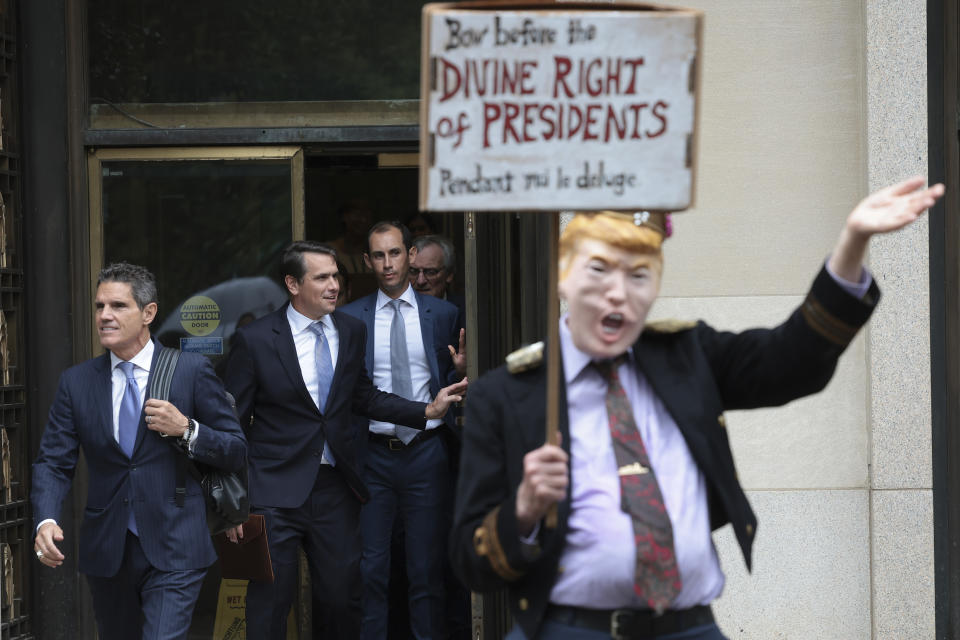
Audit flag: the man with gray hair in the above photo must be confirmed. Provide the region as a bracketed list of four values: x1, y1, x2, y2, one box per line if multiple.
[410, 234, 465, 329]
[31, 261, 247, 640]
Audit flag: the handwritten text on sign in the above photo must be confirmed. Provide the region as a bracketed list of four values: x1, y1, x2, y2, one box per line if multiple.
[421, 10, 699, 211]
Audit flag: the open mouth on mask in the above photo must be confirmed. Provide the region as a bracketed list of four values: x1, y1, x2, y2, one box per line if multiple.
[601, 313, 624, 334]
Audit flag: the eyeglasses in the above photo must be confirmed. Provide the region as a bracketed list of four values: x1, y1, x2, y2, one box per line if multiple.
[409, 267, 444, 278]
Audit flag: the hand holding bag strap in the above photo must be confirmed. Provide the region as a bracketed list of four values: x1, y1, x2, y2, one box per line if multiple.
[150, 346, 249, 532]
[148, 347, 194, 507]
[148, 346, 180, 402]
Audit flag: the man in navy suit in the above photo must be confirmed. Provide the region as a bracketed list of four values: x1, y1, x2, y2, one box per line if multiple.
[31, 262, 247, 640]
[223, 241, 466, 639]
[341, 222, 465, 640]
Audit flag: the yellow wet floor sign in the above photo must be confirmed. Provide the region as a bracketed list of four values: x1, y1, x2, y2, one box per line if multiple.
[213, 579, 297, 640]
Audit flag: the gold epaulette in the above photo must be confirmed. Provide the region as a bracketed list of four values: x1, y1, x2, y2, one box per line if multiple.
[473, 505, 523, 581]
[644, 319, 697, 334]
[506, 341, 544, 374]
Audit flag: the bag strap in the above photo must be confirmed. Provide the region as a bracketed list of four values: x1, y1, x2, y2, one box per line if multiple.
[149, 346, 180, 402]
[150, 347, 194, 508]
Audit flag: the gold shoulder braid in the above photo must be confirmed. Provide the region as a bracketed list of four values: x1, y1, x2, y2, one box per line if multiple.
[473, 506, 523, 581]
[644, 319, 697, 334]
[506, 341, 544, 374]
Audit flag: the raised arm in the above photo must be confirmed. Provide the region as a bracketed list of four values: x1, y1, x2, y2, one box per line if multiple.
[828, 176, 945, 282]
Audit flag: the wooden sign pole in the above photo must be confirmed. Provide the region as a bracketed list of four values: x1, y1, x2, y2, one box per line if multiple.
[545, 211, 560, 529]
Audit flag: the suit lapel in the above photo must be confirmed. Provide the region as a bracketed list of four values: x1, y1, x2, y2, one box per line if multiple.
[132, 340, 164, 453]
[272, 306, 319, 413]
[92, 353, 120, 452]
[634, 337, 712, 473]
[329, 312, 348, 391]
[362, 295, 376, 376]
[415, 292, 441, 387]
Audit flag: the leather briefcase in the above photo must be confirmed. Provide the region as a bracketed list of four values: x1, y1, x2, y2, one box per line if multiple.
[213, 514, 274, 583]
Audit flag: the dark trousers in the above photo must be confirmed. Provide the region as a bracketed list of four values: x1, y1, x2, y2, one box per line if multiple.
[86, 531, 206, 640]
[361, 435, 450, 640]
[506, 620, 728, 640]
[246, 465, 362, 640]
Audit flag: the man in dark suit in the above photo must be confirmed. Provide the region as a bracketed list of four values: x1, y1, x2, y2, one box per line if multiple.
[31, 262, 247, 640]
[450, 177, 944, 640]
[223, 240, 466, 639]
[341, 222, 464, 640]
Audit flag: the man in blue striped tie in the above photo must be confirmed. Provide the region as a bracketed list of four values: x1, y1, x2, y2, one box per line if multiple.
[31, 262, 247, 640]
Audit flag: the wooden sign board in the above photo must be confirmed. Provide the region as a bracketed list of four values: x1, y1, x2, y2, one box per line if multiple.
[419, 1, 703, 212]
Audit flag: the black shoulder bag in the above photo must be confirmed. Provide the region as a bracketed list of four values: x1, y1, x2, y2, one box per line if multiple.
[150, 346, 250, 535]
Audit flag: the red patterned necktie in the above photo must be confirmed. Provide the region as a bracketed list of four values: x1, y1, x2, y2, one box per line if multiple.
[595, 356, 681, 612]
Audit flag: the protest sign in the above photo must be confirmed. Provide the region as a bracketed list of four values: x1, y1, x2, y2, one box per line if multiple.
[420, 1, 702, 212]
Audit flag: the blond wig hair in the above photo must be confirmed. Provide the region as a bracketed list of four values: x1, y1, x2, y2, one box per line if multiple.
[559, 211, 666, 277]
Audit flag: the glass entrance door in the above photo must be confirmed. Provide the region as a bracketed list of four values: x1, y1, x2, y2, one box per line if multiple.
[87, 146, 303, 639]
[88, 147, 304, 373]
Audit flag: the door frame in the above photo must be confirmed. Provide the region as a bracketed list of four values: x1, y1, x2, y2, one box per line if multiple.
[85, 145, 305, 356]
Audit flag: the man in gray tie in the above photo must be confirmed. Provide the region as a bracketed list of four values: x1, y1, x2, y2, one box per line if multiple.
[224, 241, 466, 639]
[341, 222, 465, 640]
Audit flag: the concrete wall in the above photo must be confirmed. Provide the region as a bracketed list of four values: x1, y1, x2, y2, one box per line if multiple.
[649, 1, 932, 637]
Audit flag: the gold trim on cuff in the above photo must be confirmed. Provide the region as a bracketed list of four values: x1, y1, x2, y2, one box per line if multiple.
[801, 295, 858, 346]
[473, 506, 523, 581]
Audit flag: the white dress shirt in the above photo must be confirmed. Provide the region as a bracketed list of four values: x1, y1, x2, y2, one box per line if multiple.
[368, 285, 440, 435]
[286, 304, 338, 465]
[109, 339, 154, 440]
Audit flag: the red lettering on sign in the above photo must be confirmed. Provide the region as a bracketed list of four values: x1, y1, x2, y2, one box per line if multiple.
[483, 102, 501, 148]
[553, 56, 574, 98]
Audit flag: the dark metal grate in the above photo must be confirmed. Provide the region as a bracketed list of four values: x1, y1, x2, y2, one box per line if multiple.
[0, 0, 30, 638]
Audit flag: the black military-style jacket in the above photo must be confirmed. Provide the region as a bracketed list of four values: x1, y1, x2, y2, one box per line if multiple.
[449, 266, 879, 638]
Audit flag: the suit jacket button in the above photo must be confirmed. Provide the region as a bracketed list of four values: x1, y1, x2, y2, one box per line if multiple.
[519, 598, 529, 611]
[122, 498, 129, 504]
[314, 450, 322, 457]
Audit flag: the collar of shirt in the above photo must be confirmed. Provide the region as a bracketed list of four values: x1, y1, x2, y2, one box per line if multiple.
[286, 303, 336, 336]
[109, 338, 155, 375]
[375, 284, 418, 314]
[109, 338, 154, 442]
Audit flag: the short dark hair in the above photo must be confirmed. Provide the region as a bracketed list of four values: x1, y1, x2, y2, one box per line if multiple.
[412, 235, 456, 273]
[280, 241, 338, 283]
[97, 262, 158, 310]
[367, 221, 412, 253]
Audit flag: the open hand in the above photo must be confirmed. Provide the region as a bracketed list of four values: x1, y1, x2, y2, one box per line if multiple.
[846, 176, 944, 237]
[449, 328, 467, 377]
[830, 176, 945, 282]
[425, 377, 468, 420]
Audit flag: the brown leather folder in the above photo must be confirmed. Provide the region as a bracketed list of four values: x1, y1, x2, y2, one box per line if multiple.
[213, 514, 274, 583]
